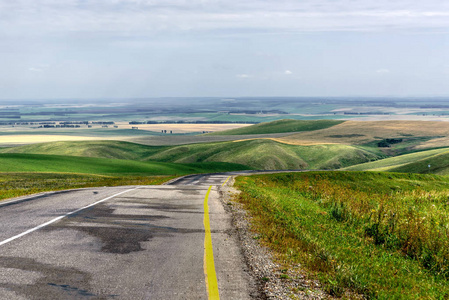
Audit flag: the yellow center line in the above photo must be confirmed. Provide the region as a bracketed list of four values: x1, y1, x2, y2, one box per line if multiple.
[221, 176, 231, 187]
[203, 186, 220, 300]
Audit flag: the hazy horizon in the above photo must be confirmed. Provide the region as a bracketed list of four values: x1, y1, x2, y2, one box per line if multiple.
[1, 1, 448, 99]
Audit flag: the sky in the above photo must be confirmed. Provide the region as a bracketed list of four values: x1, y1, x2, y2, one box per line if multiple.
[1, 0, 449, 99]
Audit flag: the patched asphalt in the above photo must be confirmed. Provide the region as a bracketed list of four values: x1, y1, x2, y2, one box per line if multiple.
[0, 174, 255, 299]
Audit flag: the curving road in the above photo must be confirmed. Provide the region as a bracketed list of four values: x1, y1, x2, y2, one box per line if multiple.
[0, 173, 258, 299]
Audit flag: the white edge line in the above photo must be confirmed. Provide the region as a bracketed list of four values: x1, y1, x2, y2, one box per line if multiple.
[0, 187, 137, 247]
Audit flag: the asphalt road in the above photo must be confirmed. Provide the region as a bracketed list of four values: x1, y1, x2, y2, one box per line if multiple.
[0, 173, 257, 299]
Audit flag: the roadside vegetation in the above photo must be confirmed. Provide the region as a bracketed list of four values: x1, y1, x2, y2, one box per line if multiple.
[235, 171, 449, 299]
[0, 173, 172, 201]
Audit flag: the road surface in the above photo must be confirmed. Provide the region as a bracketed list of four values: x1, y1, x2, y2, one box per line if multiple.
[0, 173, 257, 299]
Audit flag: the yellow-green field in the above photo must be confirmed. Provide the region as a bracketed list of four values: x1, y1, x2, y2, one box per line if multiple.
[277, 121, 449, 148]
[0, 135, 103, 144]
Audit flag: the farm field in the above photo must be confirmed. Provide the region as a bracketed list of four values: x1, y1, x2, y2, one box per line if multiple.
[235, 172, 449, 299]
[0, 134, 103, 145]
[0, 125, 252, 146]
[114, 122, 251, 133]
[2, 97, 449, 125]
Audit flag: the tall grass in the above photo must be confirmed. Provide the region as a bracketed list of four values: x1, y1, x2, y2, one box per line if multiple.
[235, 171, 449, 299]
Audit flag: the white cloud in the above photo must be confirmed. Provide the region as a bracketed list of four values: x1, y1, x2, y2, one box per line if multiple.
[236, 74, 251, 78]
[1, 0, 449, 37]
[376, 69, 391, 74]
[28, 64, 50, 72]
[284, 70, 293, 75]
[28, 68, 43, 72]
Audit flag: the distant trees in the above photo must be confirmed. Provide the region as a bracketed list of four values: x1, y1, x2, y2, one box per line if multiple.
[377, 138, 403, 147]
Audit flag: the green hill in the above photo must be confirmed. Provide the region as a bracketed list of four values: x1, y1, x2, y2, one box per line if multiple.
[147, 139, 382, 170]
[345, 147, 449, 174]
[1, 139, 383, 170]
[391, 150, 449, 175]
[0, 153, 250, 175]
[0, 140, 164, 160]
[207, 119, 344, 135]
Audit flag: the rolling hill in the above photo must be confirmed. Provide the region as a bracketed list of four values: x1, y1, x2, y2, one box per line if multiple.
[146, 139, 382, 170]
[345, 147, 449, 174]
[1, 139, 383, 170]
[207, 119, 344, 135]
[277, 120, 449, 148]
[5, 120, 449, 172]
[0, 140, 164, 160]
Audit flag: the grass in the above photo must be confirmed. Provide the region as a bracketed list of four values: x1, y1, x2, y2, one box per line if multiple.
[0, 140, 165, 160]
[207, 119, 344, 135]
[360, 136, 439, 156]
[0, 153, 250, 175]
[234, 171, 449, 299]
[279, 120, 449, 148]
[1, 140, 383, 170]
[0, 173, 172, 202]
[345, 148, 449, 174]
[391, 150, 449, 175]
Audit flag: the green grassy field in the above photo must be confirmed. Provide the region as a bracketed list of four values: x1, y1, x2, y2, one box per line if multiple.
[235, 172, 449, 299]
[0, 141, 165, 160]
[207, 119, 344, 135]
[148, 139, 382, 170]
[1, 140, 383, 170]
[345, 147, 449, 174]
[0, 173, 172, 201]
[0, 153, 250, 175]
